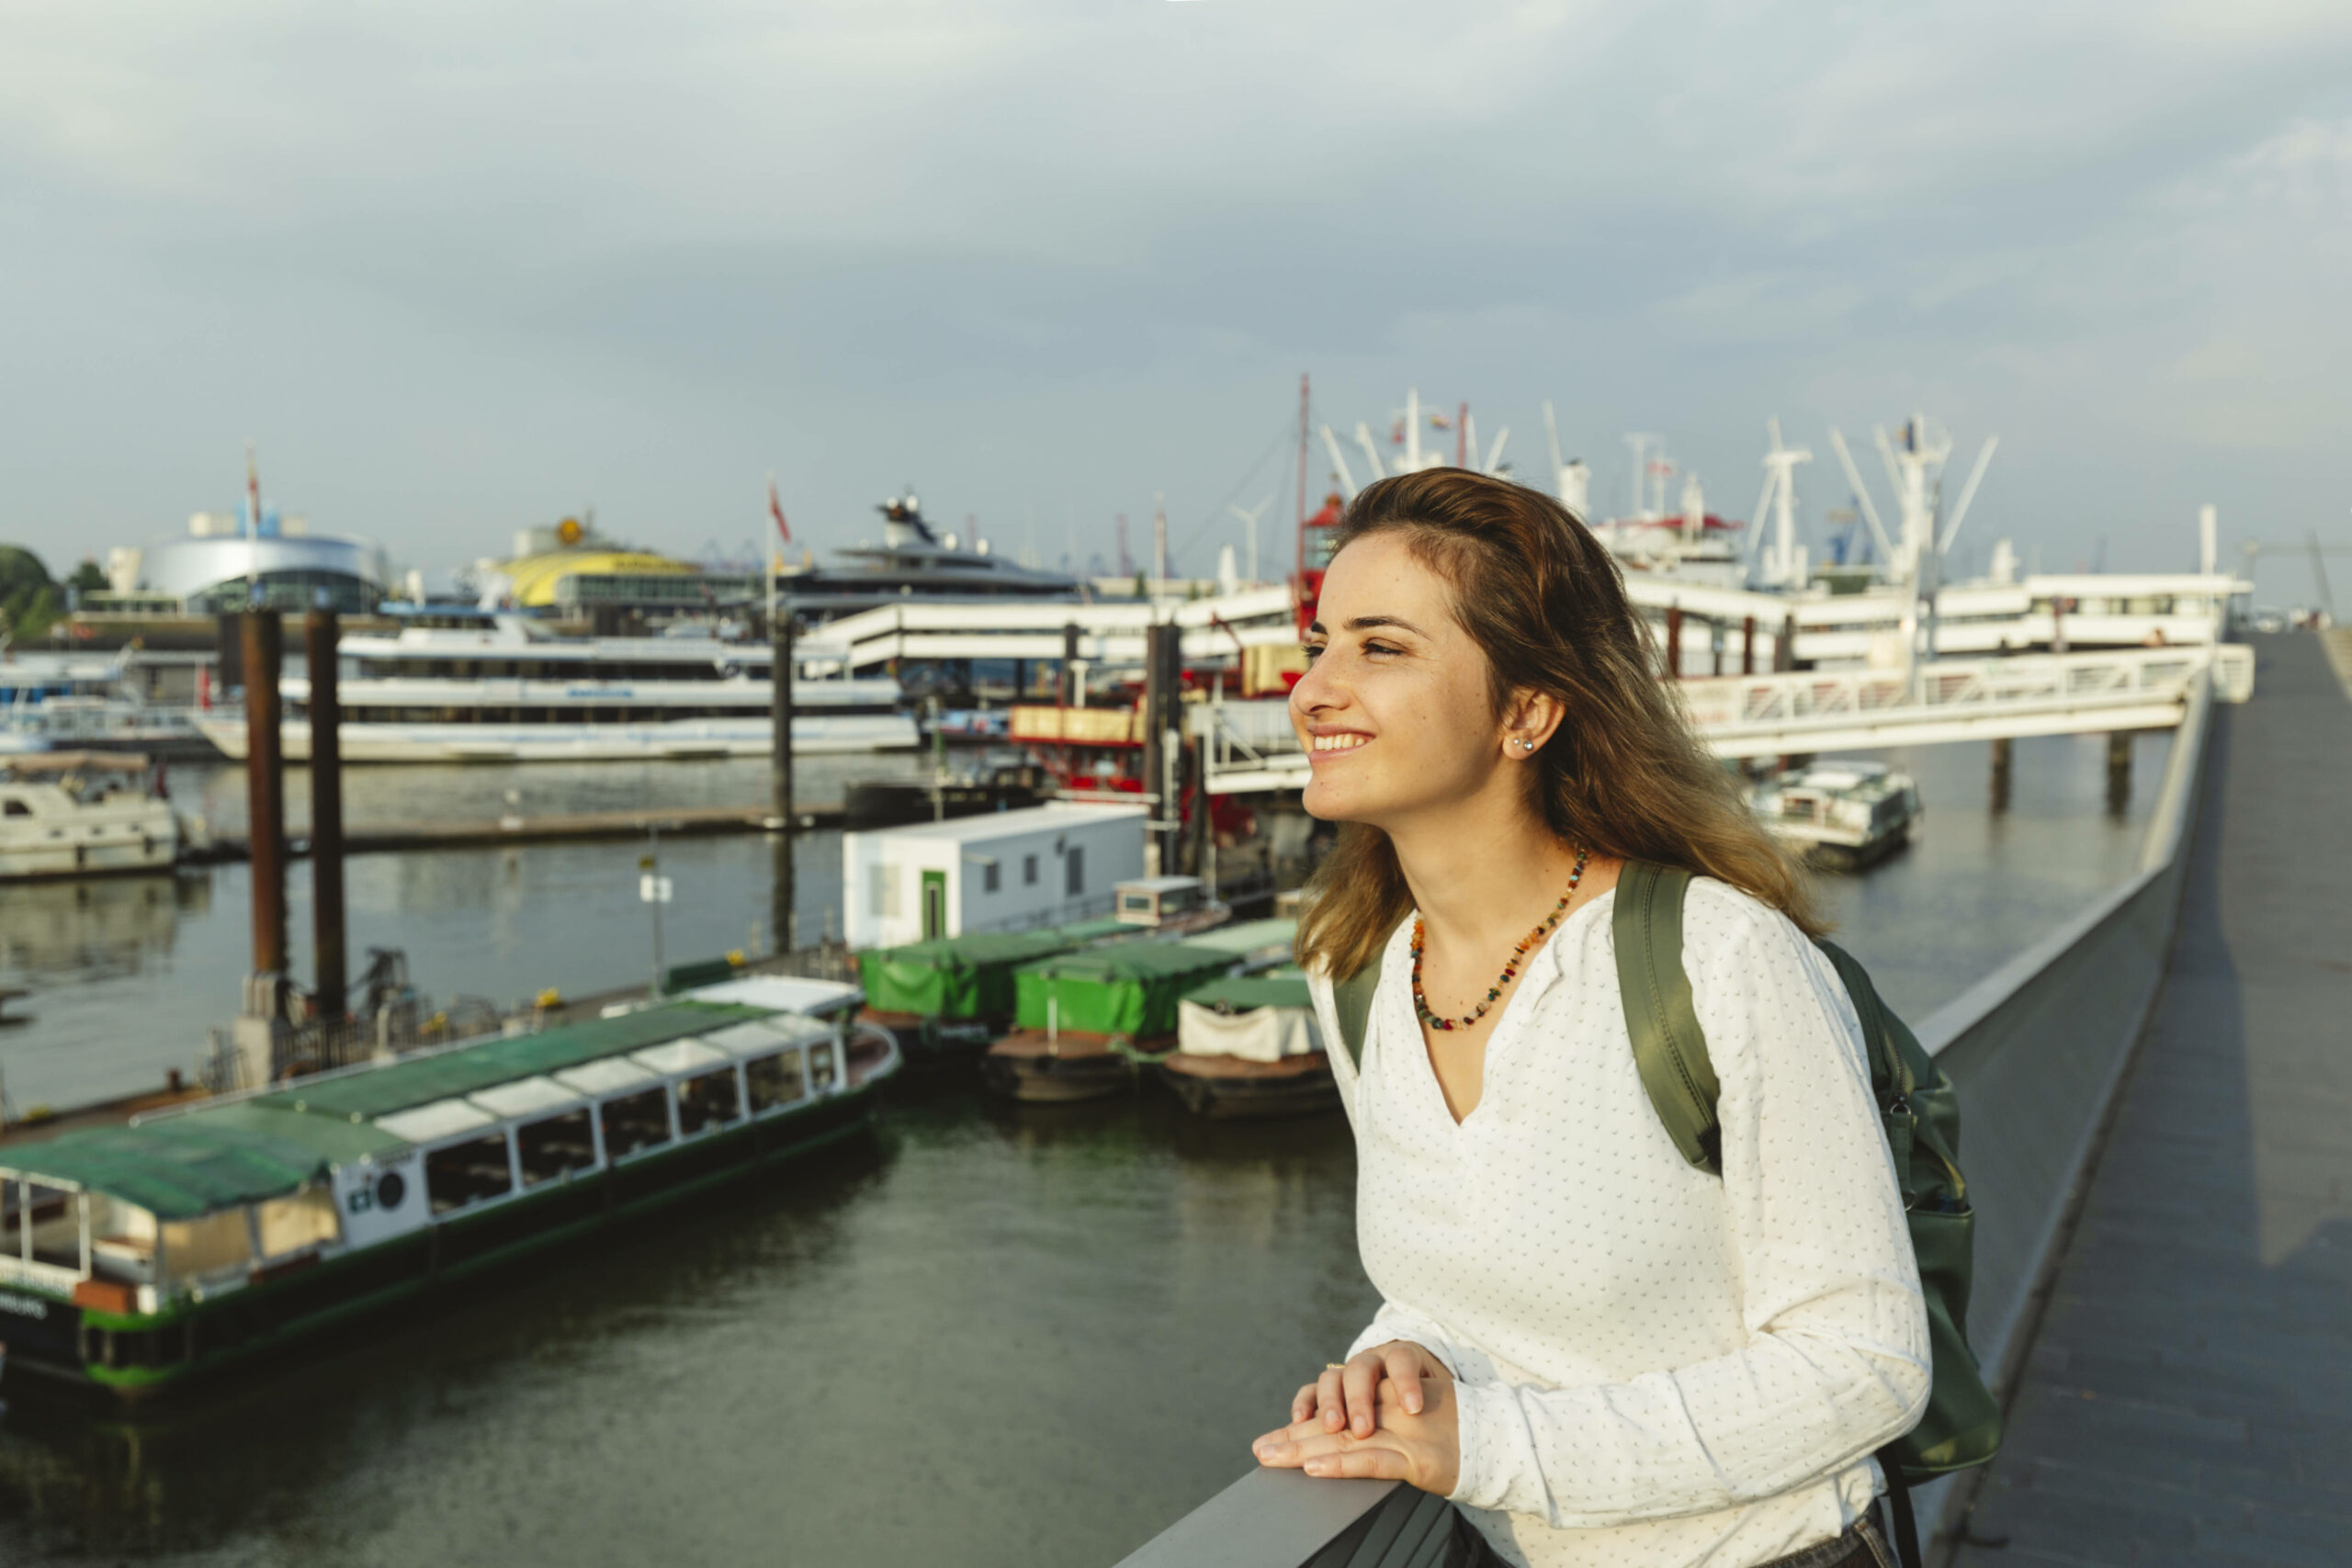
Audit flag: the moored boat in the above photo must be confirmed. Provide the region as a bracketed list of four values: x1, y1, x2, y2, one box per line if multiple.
[0, 998, 897, 1402]
[0, 752, 181, 881]
[1747, 760, 1921, 868]
[981, 942, 1238, 1102]
[1156, 970, 1338, 1120]
[856, 919, 1129, 1060]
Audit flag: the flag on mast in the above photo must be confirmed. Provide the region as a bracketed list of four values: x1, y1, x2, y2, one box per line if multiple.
[767, 475, 792, 544]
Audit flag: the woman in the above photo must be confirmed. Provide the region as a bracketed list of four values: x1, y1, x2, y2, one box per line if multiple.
[1250, 471, 1928, 1568]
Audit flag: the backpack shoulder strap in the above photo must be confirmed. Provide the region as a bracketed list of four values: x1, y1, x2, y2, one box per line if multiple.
[1331, 926, 1398, 1069]
[1613, 861, 1723, 1175]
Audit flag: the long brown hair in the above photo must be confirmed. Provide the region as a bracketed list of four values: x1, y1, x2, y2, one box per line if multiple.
[1294, 468, 1822, 979]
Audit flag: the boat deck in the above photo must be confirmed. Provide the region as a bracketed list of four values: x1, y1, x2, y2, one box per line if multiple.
[1953, 634, 2352, 1567]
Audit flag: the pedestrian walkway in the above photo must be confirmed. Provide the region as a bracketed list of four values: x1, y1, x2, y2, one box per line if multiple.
[1952, 634, 2352, 1567]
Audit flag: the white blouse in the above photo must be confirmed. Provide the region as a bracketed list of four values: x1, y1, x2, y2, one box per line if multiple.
[1308, 877, 1930, 1568]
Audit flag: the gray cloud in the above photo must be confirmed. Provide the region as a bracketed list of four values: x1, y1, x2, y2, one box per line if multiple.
[2, 0, 2347, 601]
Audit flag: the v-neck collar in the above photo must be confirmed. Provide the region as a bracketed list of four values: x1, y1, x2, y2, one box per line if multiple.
[1379, 890, 1617, 1132]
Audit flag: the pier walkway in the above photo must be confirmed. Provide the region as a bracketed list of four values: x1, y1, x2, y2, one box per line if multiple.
[1952, 634, 2352, 1568]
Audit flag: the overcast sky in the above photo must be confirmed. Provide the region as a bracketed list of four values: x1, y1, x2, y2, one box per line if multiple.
[3, 1, 2346, 603]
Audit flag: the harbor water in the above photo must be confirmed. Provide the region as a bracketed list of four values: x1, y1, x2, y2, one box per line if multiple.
[0, 730, 2169, 1566]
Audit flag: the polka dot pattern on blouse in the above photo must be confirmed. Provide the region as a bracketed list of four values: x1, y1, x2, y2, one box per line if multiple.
[1309, 878, 1931, 1568]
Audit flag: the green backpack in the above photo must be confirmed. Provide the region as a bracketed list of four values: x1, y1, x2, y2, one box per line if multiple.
[1329, 862, 2000, 1568]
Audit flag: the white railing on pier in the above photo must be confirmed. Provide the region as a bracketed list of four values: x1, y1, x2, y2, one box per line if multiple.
[1197, 646, 2253, 792]
[822, 588, 1300, 673]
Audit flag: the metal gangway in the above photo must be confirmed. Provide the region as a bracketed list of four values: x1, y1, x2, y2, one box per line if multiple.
[1198, 645, 2256, 793]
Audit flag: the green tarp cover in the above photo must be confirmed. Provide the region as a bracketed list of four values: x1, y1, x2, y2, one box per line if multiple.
[1180, 919, 1299, 958]
[861, 930, 1079, 1020]
[1013, 942, 1237, 1038]
[858, 919, 1138, 1019]
[1179, 974, 1314, 1014]
[253, 1001, 768, 1121]
[2, 1120, 338, 1220]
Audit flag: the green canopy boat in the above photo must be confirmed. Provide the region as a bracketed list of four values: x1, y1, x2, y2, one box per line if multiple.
[0, 998, 897, 1402]
[1012, 942, 1239, 1041]
[857, 918, 1131, 1024]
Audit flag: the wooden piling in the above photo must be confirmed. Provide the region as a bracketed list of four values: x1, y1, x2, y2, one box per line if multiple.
[243, 611, 288, 980]
[772, 612, 794, 830]
[1143, 623, 1172, 874]
[1665, 605, 1684, 679]
[1991, 735, 2013, 813]
[1060, 623, 1080, 706]
[305, 609, 346, 1016]
[771, 614, 796, 954]
[1743, 615, 1756, 676]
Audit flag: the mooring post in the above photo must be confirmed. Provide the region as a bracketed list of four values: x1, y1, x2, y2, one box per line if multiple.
[1778, 612, 1799, 673]
[2107, 731, 2132, 816]
[772, 611, 796, 953]
[305, 608, 346, 1021]
[1990, 735, 2014, 813]
[1666, 604, 1684, 680]
[1142, 623, 1170, 875]
[1061, 622, 1080, 706]
[233, 609, 291, 1085]
[1743, 615, 1757, 676]
[244, 611, 288, 982]
[771, 611, 795, 832]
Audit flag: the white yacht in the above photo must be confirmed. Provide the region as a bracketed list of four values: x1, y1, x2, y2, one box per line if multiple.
[1747, 761, 1921, 868]
[195, 614, 920, 762]
[0, 752, 181, 880]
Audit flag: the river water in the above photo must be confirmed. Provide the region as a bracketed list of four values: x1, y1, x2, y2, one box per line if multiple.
[0, 730, 2169, 1566]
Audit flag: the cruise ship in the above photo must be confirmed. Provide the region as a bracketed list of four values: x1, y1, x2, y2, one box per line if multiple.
[196, 613, 918, 762]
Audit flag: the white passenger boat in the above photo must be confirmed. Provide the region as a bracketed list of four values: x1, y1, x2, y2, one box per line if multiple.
[0, 997, 899, 1401]
[0, 752, 182, 881]
[195, 614, 920, 761]
[1747, 761, 1921, 868]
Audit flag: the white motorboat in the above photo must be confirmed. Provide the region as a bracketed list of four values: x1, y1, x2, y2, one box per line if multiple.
[195, 613, 920, 761]
[1747, 760, 1921, 868]
[0, 751, 181, 880]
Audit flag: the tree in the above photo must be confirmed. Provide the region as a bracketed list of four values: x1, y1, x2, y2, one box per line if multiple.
[0, 547, 62, 641]
[68, 558, 107, 593]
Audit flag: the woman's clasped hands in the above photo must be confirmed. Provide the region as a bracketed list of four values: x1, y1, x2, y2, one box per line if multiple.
[1251, 1339, 1460, 1496]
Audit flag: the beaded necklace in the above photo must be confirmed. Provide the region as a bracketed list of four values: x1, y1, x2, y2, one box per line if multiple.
[1410, 846, 1590, 1032]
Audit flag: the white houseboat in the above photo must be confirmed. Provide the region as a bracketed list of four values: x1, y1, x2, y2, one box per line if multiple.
[195, 614, 918, 762]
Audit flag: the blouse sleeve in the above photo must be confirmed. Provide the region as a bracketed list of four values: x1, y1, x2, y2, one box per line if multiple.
[1446, 890, 1931, 1528]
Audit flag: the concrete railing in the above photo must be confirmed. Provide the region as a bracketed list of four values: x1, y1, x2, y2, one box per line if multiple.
[1114, 667, 2220, 1567]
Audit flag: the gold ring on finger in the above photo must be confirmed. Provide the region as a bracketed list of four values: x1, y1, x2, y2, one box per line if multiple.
[1324, 1362, 1347, 1371]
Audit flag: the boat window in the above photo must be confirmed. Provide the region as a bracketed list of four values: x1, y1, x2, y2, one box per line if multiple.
[808, 1042, 838, 1094]
[256, 1184, 342, 1258]
[1066, 846, 1084, 896]
[1119, 891, 1152, 915]
[425, 1134, 515, 1214]
[23, 1183, 82, 1269]
[676, 1069, 742, 1134]
[516, 1110, 598, 1185]
[1, 1179, 22, 1258]
[4, 799, 28, 817]
[983, 862, 1001, 894]
[745, 1051, 806, 1111]
[600, 1089, 673, 1159]
[86, 1194, 157, 1284]
[1023, 854, 1038, 886]
[161, 1210, 253, 1284]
